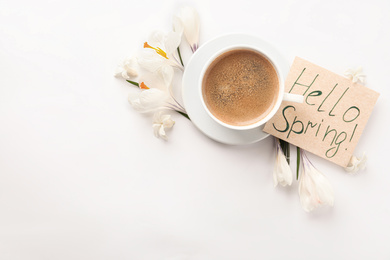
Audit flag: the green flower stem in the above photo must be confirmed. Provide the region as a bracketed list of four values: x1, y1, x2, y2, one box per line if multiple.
[279, 139, 290, 164]
[126, 80, 139, 87]
[177, 47, 184, 67]
[176, 110, 190, 120]
[286, 141, 290, 164]
[296, 147, 301, 180]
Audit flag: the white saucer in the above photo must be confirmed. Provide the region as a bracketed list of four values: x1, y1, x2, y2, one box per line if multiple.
[182, 33, 289, 145]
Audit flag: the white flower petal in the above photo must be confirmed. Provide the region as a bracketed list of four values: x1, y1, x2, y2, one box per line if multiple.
[124, 66, 138, 78]
[153, 124, 167, 140]
[357, 75, 366, 83]
[152, 111, 175, 140]
[153, 124, 159, 134]
[158, 125, 168, 140]
[115, 57, 138, 79]
[345, 153, 367, 173]
[127, 92, 141, 108]
[128, 89, 169, 113]
[153, 111, 162, 122]
[128, 69, 138, 78]
[137, 74, 169, 93]
[308, 164, 334, 207]
[273, 141, 293, 187]
[177, 6, 200, 52]
[121, 70, 130, 79]
[298, 173, 317, 212]
[114, 66, 125, 78]
[165, 31, 182, 55]
[148, 30, 166, 48]
[160, 65, 174, 87]
[137, 52, 165, 72]
[344, 67, 366, 84]
[273, 153, 293, 187]
[172, 16, 184, 36]
[161, 115, 175, 130]
[298, 152, 334, 212]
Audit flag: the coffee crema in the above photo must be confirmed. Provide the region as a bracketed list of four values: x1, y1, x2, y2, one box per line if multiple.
[202, 49, 279, 126]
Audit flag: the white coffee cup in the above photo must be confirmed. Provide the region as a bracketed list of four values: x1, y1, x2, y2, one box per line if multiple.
[199, 44, 303, 131]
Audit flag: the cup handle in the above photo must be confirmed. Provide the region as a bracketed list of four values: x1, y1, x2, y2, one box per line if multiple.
[283, 93, 304, 103]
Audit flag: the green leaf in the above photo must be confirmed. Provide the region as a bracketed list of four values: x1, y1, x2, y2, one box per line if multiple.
[176, 110, 190, 120]
[126, 80, 139, 87]
[279, 139, 290, 164]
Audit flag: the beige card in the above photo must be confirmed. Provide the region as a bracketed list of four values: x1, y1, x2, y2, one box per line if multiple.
[263, 57, 379, 167]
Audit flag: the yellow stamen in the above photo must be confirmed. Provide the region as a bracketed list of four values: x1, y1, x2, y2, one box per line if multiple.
[143, 42, 168, 59]
[140, 82, 149, 90]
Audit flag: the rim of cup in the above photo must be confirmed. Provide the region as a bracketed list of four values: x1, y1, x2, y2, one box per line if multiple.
[199, 44, 285, 131]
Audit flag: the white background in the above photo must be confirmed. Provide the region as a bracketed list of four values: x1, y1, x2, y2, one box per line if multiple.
[1, 0, 389, 259]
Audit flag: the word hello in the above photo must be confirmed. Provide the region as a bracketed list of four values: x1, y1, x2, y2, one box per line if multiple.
[272, 68, 360, 159]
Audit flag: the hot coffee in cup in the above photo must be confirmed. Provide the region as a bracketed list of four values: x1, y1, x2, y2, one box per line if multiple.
[202, 48, 279, 127]
[200, 45, 302, 130]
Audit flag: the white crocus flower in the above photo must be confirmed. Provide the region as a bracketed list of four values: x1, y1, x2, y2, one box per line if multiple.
[115, 57, 138, 79]
[128, 75, 187, 115]
[175, 6, 200, 52]
[345, 153, 367, 173]
[298, 151, 334, 212]
[128, 88, 170, 114]
[344, 67, 366, 83]
[273, 139, 293, 187]
[152, 111, 175, 140]
[138, 30, 183, 86]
